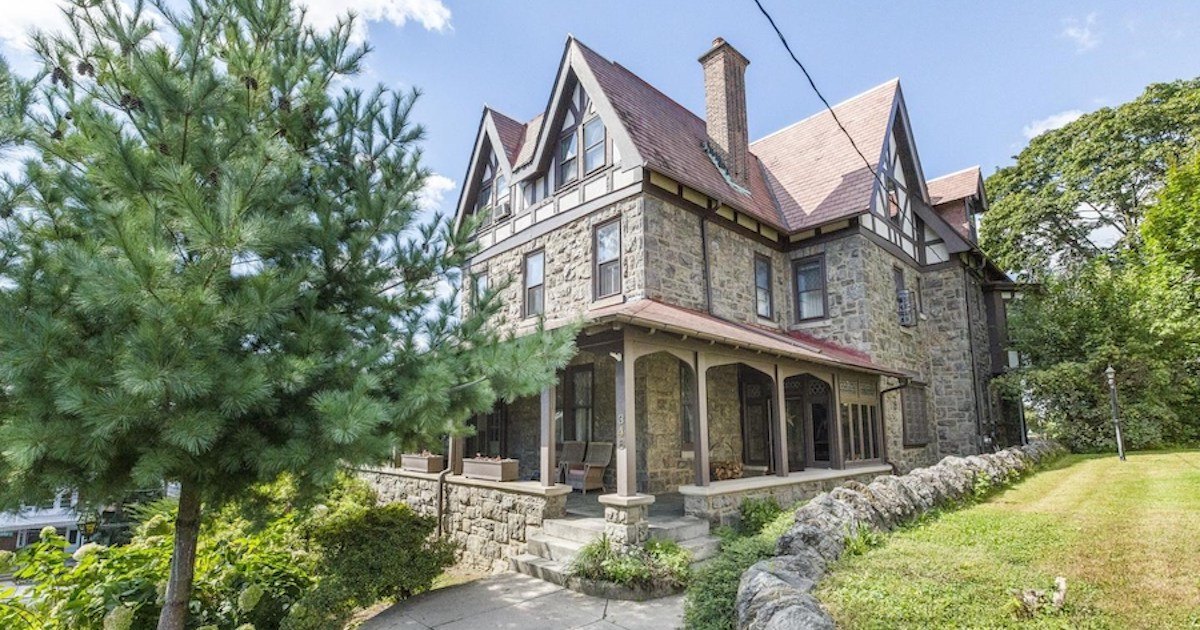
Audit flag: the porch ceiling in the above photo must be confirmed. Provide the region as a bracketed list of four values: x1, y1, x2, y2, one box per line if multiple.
[584, 298, 902, 377]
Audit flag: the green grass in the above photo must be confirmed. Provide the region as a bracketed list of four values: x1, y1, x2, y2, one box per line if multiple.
[816, 451, 1200, 629]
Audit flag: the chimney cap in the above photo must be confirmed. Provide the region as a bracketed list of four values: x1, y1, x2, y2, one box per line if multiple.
[698, 36, 749, 66]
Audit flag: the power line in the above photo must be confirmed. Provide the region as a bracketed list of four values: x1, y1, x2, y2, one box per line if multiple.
[751, 0, 921, 237]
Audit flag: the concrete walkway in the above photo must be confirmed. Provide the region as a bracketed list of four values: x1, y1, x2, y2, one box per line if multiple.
[360, 573, 684, 630]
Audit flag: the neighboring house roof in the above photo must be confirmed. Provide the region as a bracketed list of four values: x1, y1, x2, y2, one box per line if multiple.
[587, 298, 901, 376]
[751, 80, 899, 231]
[571, 40, 785, 228]
[927, 166, 983, 205]
[488, 108, 528, 166]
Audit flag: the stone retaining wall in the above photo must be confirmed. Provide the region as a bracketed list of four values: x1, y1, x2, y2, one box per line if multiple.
[682, 467, 888, 527]
[734, 440, 1066, 629]
[360, 468, 569, 573]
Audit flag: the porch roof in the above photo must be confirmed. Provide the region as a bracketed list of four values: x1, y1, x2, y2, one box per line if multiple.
[585, 299, 903, 377]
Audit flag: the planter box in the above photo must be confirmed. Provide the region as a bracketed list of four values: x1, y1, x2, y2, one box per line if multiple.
[463, 458, 519, 482]
[400, 453, 445, 474]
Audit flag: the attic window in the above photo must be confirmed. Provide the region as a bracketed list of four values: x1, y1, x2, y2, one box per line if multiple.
[556, 80, 606, 189]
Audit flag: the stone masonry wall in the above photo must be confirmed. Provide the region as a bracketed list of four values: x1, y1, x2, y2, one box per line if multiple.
[471, 195, 645, 333]
[636, 352, 693, 494]
[684, 468, 886, 528]
[360, 469, 567, 573]
[924, 265, 986, 457]
[735, 441, 1067, 629]
[706, 364, 743, 470]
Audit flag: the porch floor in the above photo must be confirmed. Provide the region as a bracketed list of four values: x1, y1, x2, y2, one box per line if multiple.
[564, 491, 686, 518]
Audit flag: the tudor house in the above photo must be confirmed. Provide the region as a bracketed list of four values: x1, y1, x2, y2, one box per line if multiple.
[371, 36, 1025, 567]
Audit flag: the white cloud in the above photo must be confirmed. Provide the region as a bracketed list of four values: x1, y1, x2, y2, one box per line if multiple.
[1022, 110, 1084, 140]
[298, 0, 451, 43]
[1062, 13, 1100, 52]
[0, 1, 69, 57]
[417, 173, 456, 212]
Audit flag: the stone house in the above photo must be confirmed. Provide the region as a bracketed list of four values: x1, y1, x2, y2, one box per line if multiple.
[366, 36, 1025, 572]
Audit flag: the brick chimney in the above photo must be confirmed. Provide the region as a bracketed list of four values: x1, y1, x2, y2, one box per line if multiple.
[699, 37, 750, 188]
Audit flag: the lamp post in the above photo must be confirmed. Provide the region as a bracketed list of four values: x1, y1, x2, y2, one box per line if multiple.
[1105, 365, 1126, 461]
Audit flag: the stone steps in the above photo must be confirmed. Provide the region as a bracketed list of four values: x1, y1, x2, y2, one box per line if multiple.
[511, 554, 571, 586]
[526, 530, 722, 564]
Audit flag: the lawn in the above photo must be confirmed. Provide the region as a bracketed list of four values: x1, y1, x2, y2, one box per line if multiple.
[816, 450, 1200, 629]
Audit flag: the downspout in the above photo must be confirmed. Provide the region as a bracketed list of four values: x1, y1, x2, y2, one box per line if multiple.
[879, 376, 912, 475]
[700, 214, 713, 315]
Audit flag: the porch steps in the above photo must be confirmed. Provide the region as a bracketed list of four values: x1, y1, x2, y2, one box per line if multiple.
[516, 514, 721, 587]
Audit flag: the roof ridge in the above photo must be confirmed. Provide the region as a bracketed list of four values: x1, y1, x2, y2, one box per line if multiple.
[751, 78, 899, 146]
[928, 164, 981, 181]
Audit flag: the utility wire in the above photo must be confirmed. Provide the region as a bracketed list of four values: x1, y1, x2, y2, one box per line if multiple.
[753, 0, 921, 238]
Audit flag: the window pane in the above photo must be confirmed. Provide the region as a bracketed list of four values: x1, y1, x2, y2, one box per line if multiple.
[585, 144, 605, 173]
[796, 261, 823, 292]
[755, 258, 770, 290]
[474, 273, 488, 298]
[599, 261, 620, 296]
[596, 222, 619, 263]
[799, 290, 824, 319]
[525, 252, 544, 287]
[527, 286, 544, 316]
[584, 117, 604, 148]
[756, 288, 771, 318]
[560, 133, 578, 159]
[560, 157, 577, 184]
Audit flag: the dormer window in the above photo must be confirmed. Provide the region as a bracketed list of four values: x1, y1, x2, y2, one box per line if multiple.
[559, 133, 578, 185]
[475, 154, 498, 228]
[556, 82, 606, 190]
[583, 116, 606, 174]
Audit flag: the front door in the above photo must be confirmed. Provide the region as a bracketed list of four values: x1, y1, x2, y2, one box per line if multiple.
[739, 366, 774, 471]
[806, 377, 833, 468]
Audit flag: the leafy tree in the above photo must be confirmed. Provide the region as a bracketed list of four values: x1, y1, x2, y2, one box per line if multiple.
[0, 1, 573, 628]
[981, 78, 1200, 274]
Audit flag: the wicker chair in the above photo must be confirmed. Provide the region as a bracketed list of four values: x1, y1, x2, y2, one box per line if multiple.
[567, 441, 612, 494]
[557, 441, 587, 483]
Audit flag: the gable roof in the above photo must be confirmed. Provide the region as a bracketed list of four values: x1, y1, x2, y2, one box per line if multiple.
[488, 108, 528, 166]
[927, 166, 983, 205]
[751, 80, 898, 231]
[571, 40, 785, 228]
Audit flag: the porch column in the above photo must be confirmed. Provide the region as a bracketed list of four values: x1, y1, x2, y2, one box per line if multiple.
[774, 365, 789, 477]
[614, 341, 637, 496]
[694, 351, 711, 487]
[540, 384, 557, 487]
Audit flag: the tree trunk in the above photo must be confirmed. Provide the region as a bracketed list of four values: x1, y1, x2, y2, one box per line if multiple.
[157, 480, 202, 630]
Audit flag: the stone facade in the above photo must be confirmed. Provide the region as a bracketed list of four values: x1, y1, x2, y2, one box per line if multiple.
[470, 195, 645, 333]
[359, 468, 568, 573]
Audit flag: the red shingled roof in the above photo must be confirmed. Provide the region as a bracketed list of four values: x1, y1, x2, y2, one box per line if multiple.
[927, 166, 982, 205]
[488, 108, 528, 166]
[586, 298, 899, 376]
[572, 40, 787, 229]
[751, 80, 898, 231]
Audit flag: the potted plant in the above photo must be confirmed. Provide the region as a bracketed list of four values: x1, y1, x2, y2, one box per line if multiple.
[399, 450, 445, 473]
[463, 455, 519, 482]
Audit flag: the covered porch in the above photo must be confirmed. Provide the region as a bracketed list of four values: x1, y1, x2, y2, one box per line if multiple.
[455, 299, 901, 537]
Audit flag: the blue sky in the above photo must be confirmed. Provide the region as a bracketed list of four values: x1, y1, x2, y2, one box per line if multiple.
[4, 0, 1199, 215]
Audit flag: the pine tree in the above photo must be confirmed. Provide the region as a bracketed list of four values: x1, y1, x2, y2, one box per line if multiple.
[0, 2, 574, 627]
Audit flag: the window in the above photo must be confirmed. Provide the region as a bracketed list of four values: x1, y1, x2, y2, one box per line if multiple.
[467, 404, 508, 458]
[562, 366, 594, 442]
[793, 256, 826, 320]
[594, 219, 621, 298]
[494, 174, 510, 219]
[754, 255, 773, 319]
[839, 378, 882, 463]
[558, 133, 578, 185]
[902, 384, 930, 447]
[523, 250, 545, 317]
[472, 270, 488, 306]
[583, 117, 605, 173]
[679, 363, 696, 450]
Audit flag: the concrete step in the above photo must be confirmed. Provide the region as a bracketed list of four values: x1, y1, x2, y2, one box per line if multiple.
[647, 516, 710, 542]
[678, 535, 722, 562]
[511, 554, 571, 586]
[526, 533, 587, 563]
[542, 517, 606, 544]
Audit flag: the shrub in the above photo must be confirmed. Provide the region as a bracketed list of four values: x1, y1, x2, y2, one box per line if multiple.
[685, 508, 796, 630]
[3, 475, 455, 630]
[737, 497, 783, 535]
[571, 536, 691, 590]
